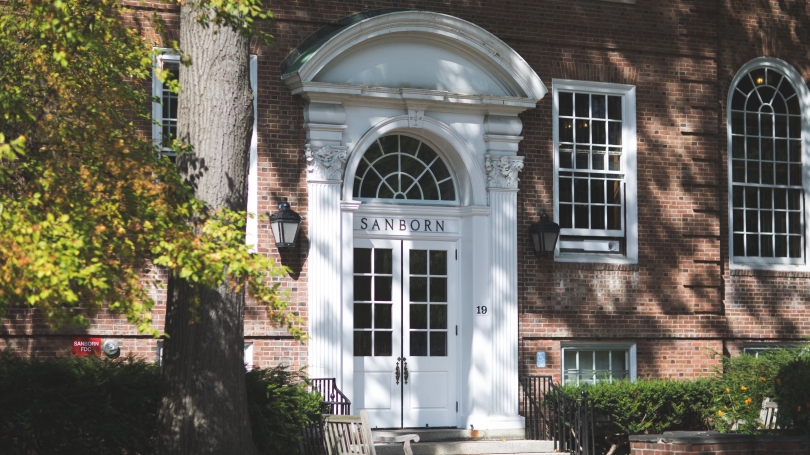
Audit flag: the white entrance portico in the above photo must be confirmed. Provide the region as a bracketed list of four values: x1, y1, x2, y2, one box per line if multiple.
[282, 10, 546, 429]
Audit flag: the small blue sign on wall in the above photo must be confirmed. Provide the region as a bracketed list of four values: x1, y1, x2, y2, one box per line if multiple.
[536, 352, 546, 368]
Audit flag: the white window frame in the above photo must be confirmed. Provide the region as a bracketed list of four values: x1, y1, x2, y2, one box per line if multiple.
[157, 340, 256, 371]
[552, 79, 638, 264]
[743, 342, 804, 357]
[727, 57, 810, 271]
[152, 50, 259, 251]
[561, 342, 637, 385]
[244, 341, 255, 371]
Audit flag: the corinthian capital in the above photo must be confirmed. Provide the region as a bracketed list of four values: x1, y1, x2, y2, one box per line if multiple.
[485, 155, 524, 190]
[305, 145, 349, 182]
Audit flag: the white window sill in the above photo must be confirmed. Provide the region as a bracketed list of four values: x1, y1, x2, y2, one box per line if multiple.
[730, 261, 810, 273]
[555, 252, 637, 265]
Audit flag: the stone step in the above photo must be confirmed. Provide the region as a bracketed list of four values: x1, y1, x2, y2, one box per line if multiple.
[372, 428, 527, 443]
[374, 439, 556, 455]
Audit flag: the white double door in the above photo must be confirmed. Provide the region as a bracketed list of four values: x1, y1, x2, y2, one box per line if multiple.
[352, 238, 457, 428]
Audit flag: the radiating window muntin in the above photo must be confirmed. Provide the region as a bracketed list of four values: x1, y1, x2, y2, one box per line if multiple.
[353, 135, 457, 204]
[558, 91, 625, 235]
[563, 348, 630, 385]
[730, 66, 804, 262]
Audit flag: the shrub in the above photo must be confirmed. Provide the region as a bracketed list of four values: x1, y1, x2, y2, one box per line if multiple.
[708, 347, 809, 433]
[773, 355, 810, 432]
[245, 365, 323, 455]
[0, 352, 161, 455]
[0, 353, 323, 455]
[560, 379, 713, 455]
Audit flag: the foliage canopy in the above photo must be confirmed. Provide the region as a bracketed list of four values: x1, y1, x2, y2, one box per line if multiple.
[0, 0, 299, 337]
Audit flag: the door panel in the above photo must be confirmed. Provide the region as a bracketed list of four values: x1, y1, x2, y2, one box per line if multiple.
[353, 239, 402, 427]
[353, 238, 457, 428]
[402, 241, 456, 427]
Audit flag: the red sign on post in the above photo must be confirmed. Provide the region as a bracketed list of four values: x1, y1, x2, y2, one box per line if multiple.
[72, 337, 102, 356]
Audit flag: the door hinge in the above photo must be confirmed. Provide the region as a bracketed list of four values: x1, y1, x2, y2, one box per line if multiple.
[456, 401, 459, 413]
[455, 325, 458, 336]
[455, 249, 458, 260]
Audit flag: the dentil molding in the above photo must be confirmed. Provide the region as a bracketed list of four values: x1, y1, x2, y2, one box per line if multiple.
[485, 155, 524, 190]
[305, 144, 349, 182]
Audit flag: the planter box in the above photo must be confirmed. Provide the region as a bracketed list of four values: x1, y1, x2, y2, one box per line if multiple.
[630, 431, 810, 455]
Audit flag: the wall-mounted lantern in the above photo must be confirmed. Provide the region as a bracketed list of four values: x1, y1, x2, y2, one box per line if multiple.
[269, 198, 301, 248]
[529, 210, 560, 257]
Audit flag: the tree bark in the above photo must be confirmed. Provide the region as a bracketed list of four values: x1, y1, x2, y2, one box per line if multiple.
[156, 3, 257, 455]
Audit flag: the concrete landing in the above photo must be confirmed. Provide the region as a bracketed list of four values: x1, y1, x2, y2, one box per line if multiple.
[372, 429, 555, 455]
[372, 428, 527, 443]
[374, 439, 556, 455]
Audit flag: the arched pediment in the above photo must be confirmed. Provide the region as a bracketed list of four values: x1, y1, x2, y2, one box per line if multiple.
[281, 10, 546, 103]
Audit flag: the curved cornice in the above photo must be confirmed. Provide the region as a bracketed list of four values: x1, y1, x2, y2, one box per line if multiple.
[281, 10, 546, 102]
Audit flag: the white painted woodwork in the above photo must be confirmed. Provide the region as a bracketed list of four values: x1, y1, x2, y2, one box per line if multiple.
[284, 10, 546, 430]
[487, 189, 521, 425]
[307, 180, 344, 380]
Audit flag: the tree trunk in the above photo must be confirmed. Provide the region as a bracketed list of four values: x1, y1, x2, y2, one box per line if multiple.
[156, 3, 257, 455]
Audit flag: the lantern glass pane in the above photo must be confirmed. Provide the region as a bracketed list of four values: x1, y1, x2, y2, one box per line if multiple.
[282, 220, 299, 244]
[270, 221, 283, 244]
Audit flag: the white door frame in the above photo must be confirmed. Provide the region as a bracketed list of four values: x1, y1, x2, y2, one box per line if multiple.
[350, 236, 459, 428]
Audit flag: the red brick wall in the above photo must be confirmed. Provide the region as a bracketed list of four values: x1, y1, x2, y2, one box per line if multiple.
[631, 439, 810, 455]
[3, 1, 810, 381]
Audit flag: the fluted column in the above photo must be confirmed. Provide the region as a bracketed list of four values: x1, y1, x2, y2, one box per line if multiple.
[486, 155, 524, 417]
[306, 145, 349, 379]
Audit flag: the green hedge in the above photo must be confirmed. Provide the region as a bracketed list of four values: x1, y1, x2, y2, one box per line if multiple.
[0, 353, 322, 455]
[559, 379, 713, 455]
[709, 345, 810, 434]
[0, 353, 161, 455]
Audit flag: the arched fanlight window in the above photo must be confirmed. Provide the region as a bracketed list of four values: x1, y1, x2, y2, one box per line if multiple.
[729, 63, 805, 262]
[353, 135, 457, 203]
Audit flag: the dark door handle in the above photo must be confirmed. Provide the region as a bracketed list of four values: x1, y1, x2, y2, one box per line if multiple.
[395, 357, 401, 385]
[402, 357, 409, 384]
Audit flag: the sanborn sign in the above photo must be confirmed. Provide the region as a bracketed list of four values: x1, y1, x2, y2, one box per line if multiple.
[353, 217, 458, 234]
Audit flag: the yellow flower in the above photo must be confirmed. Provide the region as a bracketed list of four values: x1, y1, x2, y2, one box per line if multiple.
[717, 410, 724, 417]
[725, 388, 731, 393]
[759, 376, 766, 382]
[740, 385, 748, 391]
[724, 406, 728, 409]
[745, 397, 753, 405]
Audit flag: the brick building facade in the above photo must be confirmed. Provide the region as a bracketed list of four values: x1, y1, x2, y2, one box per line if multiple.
[3, 0, 810, 431]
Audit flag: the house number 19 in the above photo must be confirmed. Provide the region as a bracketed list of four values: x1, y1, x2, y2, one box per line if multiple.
[476, 306, 487, 315]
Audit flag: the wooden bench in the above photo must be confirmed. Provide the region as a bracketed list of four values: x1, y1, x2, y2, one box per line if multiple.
[315, 410, 420, 455]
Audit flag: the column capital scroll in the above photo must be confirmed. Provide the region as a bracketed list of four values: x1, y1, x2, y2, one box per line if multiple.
[305, 144, 350, 182]
[485, 155, 524, 190]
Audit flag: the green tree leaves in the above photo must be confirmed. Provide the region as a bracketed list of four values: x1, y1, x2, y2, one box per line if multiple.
[0, 0, 298, 338]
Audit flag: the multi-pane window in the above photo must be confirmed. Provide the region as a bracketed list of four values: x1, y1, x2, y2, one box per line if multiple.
[353, 248, 394, 357]
[409, 249, 448, 357]
[562, 346, 633, 385]
[152, 53, 180, 162]
[354, 135, 457, 204]
[152, 52, 260, 249]
[729, 65, 805, 263]
[553, 81, 637, 261]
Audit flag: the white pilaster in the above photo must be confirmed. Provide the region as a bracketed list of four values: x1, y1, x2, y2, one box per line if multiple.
[307, 145, 349, 380]
[486, 155, 523, 423]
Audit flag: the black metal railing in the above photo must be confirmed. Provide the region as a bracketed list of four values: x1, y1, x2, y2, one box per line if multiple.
[301, 378, 351, 455]
[310, 378, 351, 415]
[520, 375, 596, 455]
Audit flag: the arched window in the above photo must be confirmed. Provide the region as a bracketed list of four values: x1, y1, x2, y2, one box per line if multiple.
[729, 59, 807, 265]
[353, 135, 457, 203]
